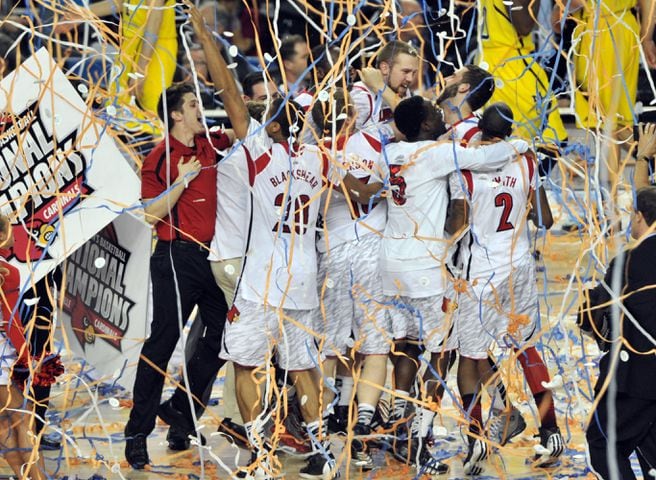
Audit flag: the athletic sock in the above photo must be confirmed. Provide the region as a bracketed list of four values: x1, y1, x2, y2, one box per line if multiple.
[486, 356, 509, 411]
[392, 389, 409, 422]
[337, 376, 354, 407]
[306, 419, 329, 452]
[245, 419, 267, 451]
[412, 406, 436, 438]
[357, 403, 376, 426]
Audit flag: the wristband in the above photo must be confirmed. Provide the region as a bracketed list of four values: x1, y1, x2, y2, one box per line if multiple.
[183, 177, 189, 189]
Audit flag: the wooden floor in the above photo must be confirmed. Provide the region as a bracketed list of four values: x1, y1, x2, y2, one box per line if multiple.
[4, 149, 642, 479]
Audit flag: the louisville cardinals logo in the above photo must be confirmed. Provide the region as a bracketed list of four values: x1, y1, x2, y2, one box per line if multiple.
[63, 224, 134, 352]
[0, 101, 94, 263]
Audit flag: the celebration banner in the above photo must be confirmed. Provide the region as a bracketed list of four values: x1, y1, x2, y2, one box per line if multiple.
[60, 213, 151, 389]
[0, 48, 141, 285]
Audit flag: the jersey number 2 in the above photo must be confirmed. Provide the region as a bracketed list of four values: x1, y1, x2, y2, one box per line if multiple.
[495, 192, 514, 232]
[273, 193, 310, 234]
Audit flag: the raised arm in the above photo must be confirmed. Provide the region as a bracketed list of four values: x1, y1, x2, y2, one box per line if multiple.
[188, 5, 250, 139]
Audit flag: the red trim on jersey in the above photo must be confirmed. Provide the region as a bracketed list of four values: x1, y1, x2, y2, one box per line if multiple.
[460, 127, 481, 147]
[462, 170, 474, 196]
[361, 131, 382, 152]
[324, 135, 350, 151]
[244, 146, 258, 186]
[450, 114, 476, 129]
[524, 151, 536, 184]
[352, 84, 373, 125]
[321, 152, 330, 179]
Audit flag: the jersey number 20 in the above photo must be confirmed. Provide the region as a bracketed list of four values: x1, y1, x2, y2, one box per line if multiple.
[273, 193, 310, 234]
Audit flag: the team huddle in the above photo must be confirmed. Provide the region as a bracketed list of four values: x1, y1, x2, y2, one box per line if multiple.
[125, 6, 569, 480]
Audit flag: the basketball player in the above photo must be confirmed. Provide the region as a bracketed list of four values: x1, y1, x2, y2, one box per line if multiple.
[190, 7, 377, 478]
[382, 95, 528, 475]
[350, 40, 419, 137]
[312, 89, 390, 470]
[447, 103, 563, 474]
[438, 64, 529, 446]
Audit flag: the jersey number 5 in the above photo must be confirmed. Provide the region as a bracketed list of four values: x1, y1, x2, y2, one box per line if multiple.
[495, 192, 514, 232]
[273, 193, 311, 234]
[389, 165, 407, 206]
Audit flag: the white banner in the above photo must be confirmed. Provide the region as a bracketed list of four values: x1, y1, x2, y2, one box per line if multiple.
[0, 48, 141, 285]
[59, 213, 151, 389]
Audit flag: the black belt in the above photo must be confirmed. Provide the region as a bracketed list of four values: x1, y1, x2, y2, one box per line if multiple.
[157, 239, 211, 252]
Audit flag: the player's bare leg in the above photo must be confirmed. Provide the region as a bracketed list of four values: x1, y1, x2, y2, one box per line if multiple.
[349, 353, 388, 470]
[290, 370, 338, 479]
[458, 356, 489, 476]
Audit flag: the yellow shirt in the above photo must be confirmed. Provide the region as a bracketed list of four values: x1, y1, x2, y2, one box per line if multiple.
[122, 0, 177, 40]
[580, 0, 636, 18]
[479, 0, 535, 53]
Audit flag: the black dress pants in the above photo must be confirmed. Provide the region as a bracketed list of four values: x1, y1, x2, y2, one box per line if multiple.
[125, 241, 227, 436]
[586, 390, 656, 479]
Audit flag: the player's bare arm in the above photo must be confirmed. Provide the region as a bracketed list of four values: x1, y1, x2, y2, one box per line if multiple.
[528, 185, 554, 229]
[359, 67, 402, 111]
[143, 156, 202, 225]
[340, 174, 384, 204]
[445, 199, 469, 236]
[188, 3, 250, 139]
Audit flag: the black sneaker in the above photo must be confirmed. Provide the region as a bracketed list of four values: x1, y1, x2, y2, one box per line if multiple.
[158, 399, 194, 432]
[299, 452, 338, 479]
[40, 435, 62, 451]
[533, 426, 564, 467]
[351, 423, 374, 470]
[166, 425, 207, 451]
[392, 436, 448, 475]
[463, 437, 488, 476]
[217, 418, 249, 450]
[125, 433, 149, 470]
[328, 405, 349, 434]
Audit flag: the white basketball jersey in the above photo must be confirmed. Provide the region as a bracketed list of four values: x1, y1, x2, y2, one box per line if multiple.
[209, 146, 249, 262]
[237, 119, 327, 310]
[448, 115, 481, 145]
[381, 139, 525, 275]
[317, 129, 387, 253]
[450, 152, 537, 282]
[350, 82, 395, 138]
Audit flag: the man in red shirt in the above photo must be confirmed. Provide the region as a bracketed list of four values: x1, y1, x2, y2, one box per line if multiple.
[124, 82, 233, 469]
